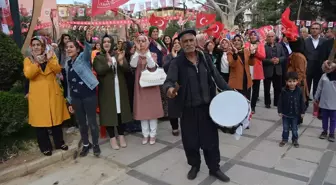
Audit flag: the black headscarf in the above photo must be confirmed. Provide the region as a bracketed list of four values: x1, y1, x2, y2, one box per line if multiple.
[288, 37, 305, 54]
[101, 34, 115, 55]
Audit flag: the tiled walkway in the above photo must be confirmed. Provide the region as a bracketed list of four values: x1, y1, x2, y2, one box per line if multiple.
[98, 85, 336, 185]
[99, 105, 336, 185]
[4, 87, 336, 185]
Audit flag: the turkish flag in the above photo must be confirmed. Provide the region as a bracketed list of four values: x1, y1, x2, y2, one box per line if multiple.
[1, 0, 13, 26]
[92, 0, 129, 17]
[149, 14, 168, 30]
[204, 22, 224, 38]
[196, 13, 216, 28]
[86, 8, 92, 16]
[281, 7, 298, 41]
[258, 25, 273, 42]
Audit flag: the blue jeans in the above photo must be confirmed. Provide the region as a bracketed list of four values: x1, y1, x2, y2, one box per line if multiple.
[282, 117, 298, 142]
[72, 95, 99, 146]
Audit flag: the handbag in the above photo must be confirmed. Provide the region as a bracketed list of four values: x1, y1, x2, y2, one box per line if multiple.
[139, 63, 167, 87]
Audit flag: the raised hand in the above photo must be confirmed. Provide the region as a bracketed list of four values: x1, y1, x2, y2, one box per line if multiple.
[86, 27, 94, 41]
[117, 50, 125, 65]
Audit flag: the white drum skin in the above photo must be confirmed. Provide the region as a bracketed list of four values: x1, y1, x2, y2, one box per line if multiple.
[209, 91, 250, 127]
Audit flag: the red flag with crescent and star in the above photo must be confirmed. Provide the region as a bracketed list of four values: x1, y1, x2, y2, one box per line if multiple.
[281, 7, 298, 41]
[196, 13, 216, 28]
[204, 22, 224, 38]
[92, 0, 129, 16]
[149, 14, 168, 30]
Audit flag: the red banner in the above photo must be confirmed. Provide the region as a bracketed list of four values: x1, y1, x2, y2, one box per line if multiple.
[92, 0, 129, 16]
[51, 9, 57, 18]
[86, 8, 92, 16]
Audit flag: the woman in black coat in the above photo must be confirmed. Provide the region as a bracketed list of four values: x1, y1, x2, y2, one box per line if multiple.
[162, 38, 182, 136]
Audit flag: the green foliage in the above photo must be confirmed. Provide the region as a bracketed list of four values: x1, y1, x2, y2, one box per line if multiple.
[163, 20, 193, 37]
[164, 21, 181, 37]
[251, 0, 285, 28]
[68, 14, 91, 43]
[0, 32, 24, 91]
[251, 0, 336, 28]
[0, 91, 28, 138]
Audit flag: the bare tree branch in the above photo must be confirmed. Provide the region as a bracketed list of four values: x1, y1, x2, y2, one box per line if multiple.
[208, 0, 225, 15]
[235, 0, 259, 16]
[215, 2, 229, 8]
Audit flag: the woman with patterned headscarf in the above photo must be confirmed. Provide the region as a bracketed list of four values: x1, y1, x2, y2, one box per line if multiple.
[245, 30, 266, 114]
[23, 36, 70, 156]
[130, 34, 164, 145]
[93, 34, 132, 150]
[148, 26, 168, 67]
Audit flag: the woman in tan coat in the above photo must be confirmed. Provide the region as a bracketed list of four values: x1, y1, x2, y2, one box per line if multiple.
[24, 36, 70, 156]
[227, 35, 255, 99]
[287, 37, 309, 103]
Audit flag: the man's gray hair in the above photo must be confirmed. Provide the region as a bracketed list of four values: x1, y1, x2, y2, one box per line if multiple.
[266, 30, 275, 36]
[300, 27, 308, 33]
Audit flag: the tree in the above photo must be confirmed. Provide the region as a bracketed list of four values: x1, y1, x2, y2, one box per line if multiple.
[68, 14, 91, 43]
[164, 21, 193, 37]
[251, 0, 286, 28]
[0, 32, 24, 91]
[207, 0, 261, 28]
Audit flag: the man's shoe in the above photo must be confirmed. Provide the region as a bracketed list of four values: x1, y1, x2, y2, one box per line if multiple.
[279, 141, 287, 147]
[209, 170, 230, 182]
[293, 140, 299, 148]
[319, 131, 327, 139]
[93, 145, 101, 157]
[251, 107, 255, 114]
[187, 166, 200, 180]
[328, 134, 335, 142]
[80, 143, 92, 157]
[265, 105, 271, 109]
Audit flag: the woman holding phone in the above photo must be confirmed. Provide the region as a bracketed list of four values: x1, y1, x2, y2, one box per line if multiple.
[24, 36, 70, 156]
[130, 34, 164, 145]
[163, 38, 182, 136]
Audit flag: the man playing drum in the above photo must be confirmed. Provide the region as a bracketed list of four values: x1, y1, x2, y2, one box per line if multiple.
[163, 29, 231, 182]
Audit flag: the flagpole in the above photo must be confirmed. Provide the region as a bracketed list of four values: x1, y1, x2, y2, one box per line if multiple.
[297, 0, 302, 24]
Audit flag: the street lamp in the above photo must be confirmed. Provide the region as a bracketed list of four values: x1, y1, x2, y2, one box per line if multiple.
[243, 9, 252, 29]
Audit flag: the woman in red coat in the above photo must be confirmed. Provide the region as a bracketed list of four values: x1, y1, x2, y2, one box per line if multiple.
[245, 30, 266, 113]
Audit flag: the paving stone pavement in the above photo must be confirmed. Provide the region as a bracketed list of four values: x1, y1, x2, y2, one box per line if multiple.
[100, 85, 336, 185]
[3, 85, 336, 185]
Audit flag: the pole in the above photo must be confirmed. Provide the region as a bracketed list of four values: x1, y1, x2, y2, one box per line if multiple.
[297, 0, 303, 22]
[0, 8, 3, 32]
[9, 0, 22, 48]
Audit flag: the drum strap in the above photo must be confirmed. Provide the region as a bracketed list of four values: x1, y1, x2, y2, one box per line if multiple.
[199, 51, 225, 92]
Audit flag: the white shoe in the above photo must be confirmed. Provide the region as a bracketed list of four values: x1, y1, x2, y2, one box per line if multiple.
[142, 137, 148, 145]
[149, 137, 156, 145]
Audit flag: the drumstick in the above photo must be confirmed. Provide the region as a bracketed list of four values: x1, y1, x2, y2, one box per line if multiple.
[328, 39, 336, 64]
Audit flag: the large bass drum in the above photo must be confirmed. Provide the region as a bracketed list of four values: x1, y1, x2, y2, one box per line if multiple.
[209, 90, 251, 128]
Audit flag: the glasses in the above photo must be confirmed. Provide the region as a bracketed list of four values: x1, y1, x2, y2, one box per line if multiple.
[311, 28, 320, 30]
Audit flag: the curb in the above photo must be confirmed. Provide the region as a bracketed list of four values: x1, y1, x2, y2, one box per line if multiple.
[0, 140, 78, 183]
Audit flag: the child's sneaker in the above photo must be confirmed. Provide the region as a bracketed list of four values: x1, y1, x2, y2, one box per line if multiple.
[328, 134, 335, 142]
[319, 131, 328, 139]
[293, 140, 299, 148]
[279, 141, 287, 147]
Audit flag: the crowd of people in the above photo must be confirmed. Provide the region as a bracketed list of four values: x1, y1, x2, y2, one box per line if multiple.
[22, 22, 336, 182]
